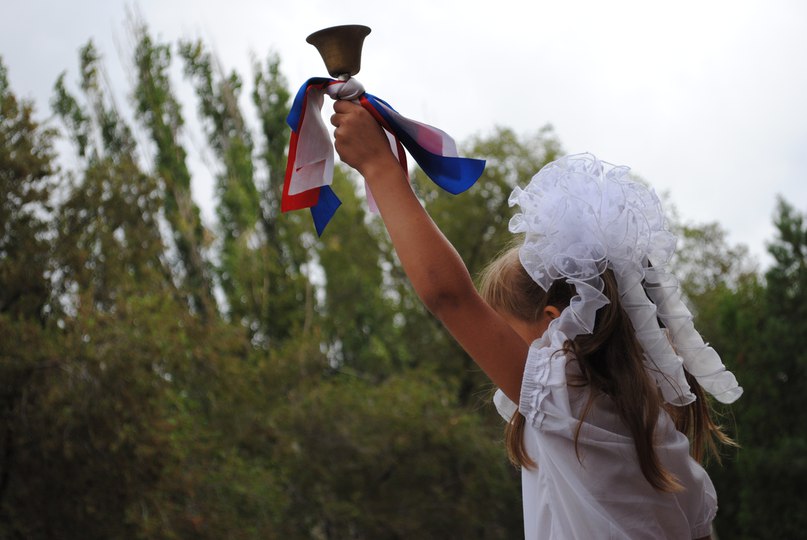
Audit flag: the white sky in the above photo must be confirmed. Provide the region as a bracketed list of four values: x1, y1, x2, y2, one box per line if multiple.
[2, 0, 806, 268]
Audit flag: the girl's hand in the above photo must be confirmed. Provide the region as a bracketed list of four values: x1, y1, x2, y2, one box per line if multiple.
[330, 100, 397, 177]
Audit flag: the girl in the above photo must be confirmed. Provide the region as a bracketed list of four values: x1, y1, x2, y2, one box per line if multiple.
[330, 99, 741, 539]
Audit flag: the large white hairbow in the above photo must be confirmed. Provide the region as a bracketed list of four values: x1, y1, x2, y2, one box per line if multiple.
[509, 153, 743, 406]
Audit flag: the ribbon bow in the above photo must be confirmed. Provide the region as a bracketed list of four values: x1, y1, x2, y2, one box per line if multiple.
[282, 77, 486, 235]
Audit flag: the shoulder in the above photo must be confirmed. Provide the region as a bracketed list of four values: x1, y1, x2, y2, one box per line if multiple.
[518, 341, 574, 429]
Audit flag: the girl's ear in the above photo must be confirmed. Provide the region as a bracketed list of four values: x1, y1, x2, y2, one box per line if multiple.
[544, 305, 561, 321]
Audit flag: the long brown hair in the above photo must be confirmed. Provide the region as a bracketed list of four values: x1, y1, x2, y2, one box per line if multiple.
[478, 246, 735, 491]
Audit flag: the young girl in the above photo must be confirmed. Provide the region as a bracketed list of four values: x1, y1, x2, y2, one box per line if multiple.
[330, 99, 741, 539]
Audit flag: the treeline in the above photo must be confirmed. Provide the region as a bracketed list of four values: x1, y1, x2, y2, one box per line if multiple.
[1, 20, 805, 539]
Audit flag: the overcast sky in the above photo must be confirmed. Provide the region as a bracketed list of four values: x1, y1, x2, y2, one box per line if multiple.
[2, 0, 806, 267]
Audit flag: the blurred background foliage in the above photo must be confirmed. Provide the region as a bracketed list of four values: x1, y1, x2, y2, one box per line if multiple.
[1, 18, 805, 540]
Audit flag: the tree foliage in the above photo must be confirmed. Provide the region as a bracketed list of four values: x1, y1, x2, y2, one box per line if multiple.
[0, 25, 522, 538]
[133, 25, 214, 318]
[671, 201, 807, 539]
[0, 59, 55, 322]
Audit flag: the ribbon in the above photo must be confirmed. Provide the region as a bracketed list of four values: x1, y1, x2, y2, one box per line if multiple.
[282, 77, 486, 235]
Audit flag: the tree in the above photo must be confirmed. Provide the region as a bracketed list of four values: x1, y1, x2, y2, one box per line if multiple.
[51, 41, 172, 313]
[179, 40, 259, 320]
[132, 24, 215, 317]
[0, 56, 55, 322]
[0, 55, 58, 532]
[273, 372, 520, 539]
[251, 53, 313, 346]
[733, 198, 807, 538]
[1, 44, 187, 539]
[677, 198, 807, 539]
[178, 41, 313, 347]
[669, 220, 756, 300]
[317, 167, 401, 376]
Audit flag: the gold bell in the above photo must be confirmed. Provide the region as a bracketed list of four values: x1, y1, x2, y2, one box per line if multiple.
[306, 25, 371, 80]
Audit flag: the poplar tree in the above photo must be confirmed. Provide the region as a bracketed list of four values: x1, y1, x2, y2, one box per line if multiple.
[0, 57, 55, 322]
[317, 167, 399, 375]
[178, 40, 266, 334]
[0, 57, 57, 532]
[132, 25, 214, 317]
[251, 54, 313, 345]
[733, 199, 807, 538]
[52, 41, 170, 310]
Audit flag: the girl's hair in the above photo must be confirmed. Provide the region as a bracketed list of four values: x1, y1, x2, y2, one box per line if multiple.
[478, 246, 735, 491]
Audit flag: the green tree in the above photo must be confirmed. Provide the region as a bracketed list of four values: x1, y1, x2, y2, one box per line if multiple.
[178, 41, 314, 347]
[273, 372, 520, 539]
[0, 44, 185, 539]
[734, 198, 807, 538]
[132, 23, 214, 317]
[667, 219, 759, 359]
[0, 57, 55, 322]
[670, 221, 756, 300]
[179, 40, 259, 320]
[678, 199, 807, 539]
[317, 167, 401, 376]
[51, 41, 172, 312]
[0, 56, 58, 533]
[252, 53, 292, 230]
[251, 53, 313, 346]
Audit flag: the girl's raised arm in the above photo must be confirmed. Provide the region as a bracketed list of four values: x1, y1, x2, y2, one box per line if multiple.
[331, 99, 528, 402]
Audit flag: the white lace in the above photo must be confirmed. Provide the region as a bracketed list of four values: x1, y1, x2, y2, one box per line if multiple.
[509, 153, 742, 406]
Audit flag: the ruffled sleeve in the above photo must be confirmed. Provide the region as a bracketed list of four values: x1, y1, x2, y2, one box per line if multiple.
[518, 331, 578, 430]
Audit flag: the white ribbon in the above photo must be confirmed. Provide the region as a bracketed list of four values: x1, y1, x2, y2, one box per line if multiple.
[287, 78, 388, 213]
[509, 153, 743, 408]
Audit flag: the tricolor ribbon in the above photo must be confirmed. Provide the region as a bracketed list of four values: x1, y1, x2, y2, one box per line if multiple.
[282, 77, 486, 235]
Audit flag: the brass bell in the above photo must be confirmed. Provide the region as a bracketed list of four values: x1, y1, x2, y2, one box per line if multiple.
[306, 25, 371, 80]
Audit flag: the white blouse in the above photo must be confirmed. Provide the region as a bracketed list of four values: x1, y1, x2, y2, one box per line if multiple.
[494, 343, 717, 539]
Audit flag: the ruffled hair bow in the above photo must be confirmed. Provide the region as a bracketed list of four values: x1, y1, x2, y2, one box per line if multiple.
[282, 77, 486, 235]
[509, 153, 742, 406]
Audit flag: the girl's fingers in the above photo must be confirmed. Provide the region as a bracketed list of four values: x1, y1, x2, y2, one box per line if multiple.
[332, 100, 364, 129]
[333, 99, 358, 113]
